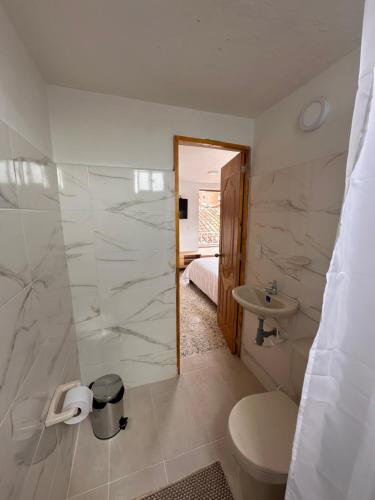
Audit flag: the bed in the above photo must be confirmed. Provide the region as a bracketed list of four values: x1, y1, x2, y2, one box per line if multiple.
[181, 256, 219, 304]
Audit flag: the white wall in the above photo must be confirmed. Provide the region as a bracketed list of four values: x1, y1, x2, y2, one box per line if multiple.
[58, 164, 176, 388]
[242, 49, 360, 392]
[253, 49, 359, 176]
[0, 6, 52, 156]
[179, 180, 220, 252]
[48, 85, 254, 169]
[0, 4, 79, 498]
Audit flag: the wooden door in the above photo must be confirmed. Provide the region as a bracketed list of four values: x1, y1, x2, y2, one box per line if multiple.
[217, 153, 247, 353]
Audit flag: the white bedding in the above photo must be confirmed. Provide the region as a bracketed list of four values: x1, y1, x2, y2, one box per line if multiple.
[181, 257, 219, 304]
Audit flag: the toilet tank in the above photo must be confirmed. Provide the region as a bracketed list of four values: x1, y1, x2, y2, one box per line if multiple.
[290, 338, 314, 401]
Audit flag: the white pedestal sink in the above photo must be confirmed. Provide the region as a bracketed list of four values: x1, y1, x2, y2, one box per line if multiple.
[232, 285, 298, 319]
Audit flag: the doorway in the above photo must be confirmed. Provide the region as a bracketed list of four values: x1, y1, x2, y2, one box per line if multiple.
[174, 136, 250, 372]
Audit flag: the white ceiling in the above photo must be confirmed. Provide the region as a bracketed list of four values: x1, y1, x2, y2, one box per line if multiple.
[179, 145, 238, 184]
[1, 0, 364, 117]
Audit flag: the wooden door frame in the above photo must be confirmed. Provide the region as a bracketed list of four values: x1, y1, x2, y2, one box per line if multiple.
[174, 135, 251, 373]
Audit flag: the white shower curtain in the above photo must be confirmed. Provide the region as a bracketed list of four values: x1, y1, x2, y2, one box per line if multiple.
[286, 1, 375, 500]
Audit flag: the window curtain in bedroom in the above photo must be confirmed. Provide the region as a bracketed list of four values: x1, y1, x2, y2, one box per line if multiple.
[286, 1, 375, 499]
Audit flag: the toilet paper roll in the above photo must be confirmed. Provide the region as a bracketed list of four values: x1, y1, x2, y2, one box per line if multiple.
[62, 385, 93, 425]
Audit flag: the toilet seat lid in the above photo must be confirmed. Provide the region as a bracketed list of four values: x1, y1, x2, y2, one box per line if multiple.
[228, 391, 298, 483]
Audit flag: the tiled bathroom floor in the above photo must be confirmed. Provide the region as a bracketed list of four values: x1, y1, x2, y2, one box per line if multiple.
[67, 349, 264, 500]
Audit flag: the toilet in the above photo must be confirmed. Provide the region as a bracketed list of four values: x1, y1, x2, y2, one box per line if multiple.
[228, 338, 313, 500]
[229, 391, 298, 500]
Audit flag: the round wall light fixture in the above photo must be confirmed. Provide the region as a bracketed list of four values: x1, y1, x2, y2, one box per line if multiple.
[299, 97, 330, 132]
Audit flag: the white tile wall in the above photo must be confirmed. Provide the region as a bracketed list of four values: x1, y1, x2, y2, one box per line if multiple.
[242, 152, 346, 393]
[59, 165, 177, 388]
[0, 122, 80, 499]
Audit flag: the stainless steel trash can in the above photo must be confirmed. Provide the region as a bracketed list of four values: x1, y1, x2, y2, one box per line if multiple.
[90, 374, 127, 440]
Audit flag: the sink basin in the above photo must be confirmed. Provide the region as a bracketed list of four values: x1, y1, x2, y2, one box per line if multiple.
[232, 285, 298, 319]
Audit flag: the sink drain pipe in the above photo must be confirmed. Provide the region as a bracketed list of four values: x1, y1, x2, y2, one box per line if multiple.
[256, 318, 277, 346]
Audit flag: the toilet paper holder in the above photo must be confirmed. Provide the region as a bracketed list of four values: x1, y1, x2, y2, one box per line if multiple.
[46, 380, 81, 427]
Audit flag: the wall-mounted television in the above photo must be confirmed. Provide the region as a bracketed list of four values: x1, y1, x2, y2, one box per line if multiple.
[179, 197, 188, 219]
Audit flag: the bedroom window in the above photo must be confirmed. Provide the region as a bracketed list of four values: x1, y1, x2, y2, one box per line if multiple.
[198, 190, 221, 248]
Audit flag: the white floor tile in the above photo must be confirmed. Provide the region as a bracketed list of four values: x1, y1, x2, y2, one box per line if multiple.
[110, 386, 163, 481]
[150, 376, 209, 460]
[68, 419, 109, 497]
[109, 464, 166, 500]
[69, 484, 109, 500]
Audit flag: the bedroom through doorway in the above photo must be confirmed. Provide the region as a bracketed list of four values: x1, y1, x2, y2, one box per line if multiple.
[174, 137, 250, 371]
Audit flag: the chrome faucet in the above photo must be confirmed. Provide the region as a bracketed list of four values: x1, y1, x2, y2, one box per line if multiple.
[264, 280, 278, 295]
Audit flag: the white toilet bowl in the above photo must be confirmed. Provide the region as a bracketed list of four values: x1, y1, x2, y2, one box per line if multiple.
[228, 391, 298, 500]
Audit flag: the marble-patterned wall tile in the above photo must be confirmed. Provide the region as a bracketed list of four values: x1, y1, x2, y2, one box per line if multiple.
[0, 124, 79, 500]
[0, 120, 12, 158]
[250, 210, 309, 283]
[58, 164, 90, 210]
[110, 351, 177, 387]
[0, 210, 31, 306]
[309, 152, 346, 213]
[11, 132, 60, 210]
[71, 285, 102, 334]
[290, 311, 319, 341]
[81, 353, 176, 388]
[100, 277, 175, 328]
[94, 210, 175, 255]
[251, 209, 306, 249]
[0, 338, 52, 500]
[22, 210, 67, 289]
[43, 326, 77, 400]
[0, 409, 30, 499]
[89, 166, 174, 213]
[96, 248, 173, 291]
[0, 285, 43, 424]
[34, 278, 74, 338]
[78, 318, 175, 369]
[114, 318, 176, 360]
[0, 269, 77, 500]
[303, 211, 340, 276]
[97, 245, 175, 328]
[242, 151, 346, 392]
[248, 164, 313, 300]
[0, 160, 18, 208]
[76, 329, 110, 368]
[66, 251, 98, 288]
[297, 269, 327, 323]
[77, 318, 177, 387]
[0, 123, 17, 209]
[301, 152, 346, 277]
[61, 211, 98, 296]
[61, 210, 95, 256]
[15, 159, 60, 210]
[59, 164, 177, 389]
[250, 163, 312, 213]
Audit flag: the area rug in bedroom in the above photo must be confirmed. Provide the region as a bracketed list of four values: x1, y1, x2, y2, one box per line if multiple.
[180, 279, 227, 357]
[140, 462, 234, 500]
